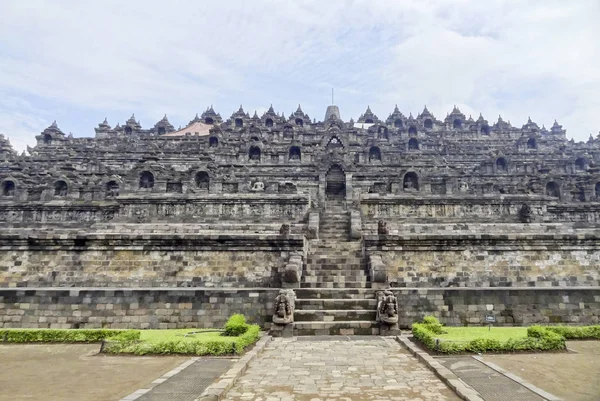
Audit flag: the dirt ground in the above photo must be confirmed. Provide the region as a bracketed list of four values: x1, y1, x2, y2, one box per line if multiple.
[483, 341, 600, 401]
[0, 344, 187, 401]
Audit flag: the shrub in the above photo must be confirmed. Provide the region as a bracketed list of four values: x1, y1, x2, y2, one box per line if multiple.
[223, 314, 249, 336]
[412, 324, 566, 354]
[0, 329, 139, 343]
[422, 315, 445, 334]
[544, 325, 600, 340]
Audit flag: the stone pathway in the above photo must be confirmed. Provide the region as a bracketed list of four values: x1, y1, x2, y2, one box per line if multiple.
[222, 336, 461, 401]
[437, 357, 545, 401]
[127, 358, 233, 401]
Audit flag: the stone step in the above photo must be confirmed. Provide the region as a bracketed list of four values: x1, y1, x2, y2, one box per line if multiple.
[303, 270, 366, 278]
[308, 255, 362, 262]
[307, 258, 363, 264]
[300, 281, 371, 289]
[296, 298, 378, 310]
[294, 309, 377, 322]
[295, 288, 377, 299]
[302, 276, 368, 284]
[293, 321, 379, 336]
[309, 241, 362, 249]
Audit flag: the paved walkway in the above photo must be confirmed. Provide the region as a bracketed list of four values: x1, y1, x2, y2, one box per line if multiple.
[123, 358, 233, 401]
[437, 357, 545, 401]
[222, 336, 461, 401]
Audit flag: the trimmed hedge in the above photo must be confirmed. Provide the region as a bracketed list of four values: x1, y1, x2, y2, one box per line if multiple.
[223, 313, 249, 336]
[0, 329, 140, 343]
[102, 324, 261, 356]
[412, 317, 567, 354]
[544, 325, 600, 340]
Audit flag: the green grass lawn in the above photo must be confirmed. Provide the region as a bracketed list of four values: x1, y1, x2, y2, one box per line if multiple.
[139, 329, 230, 343]
[103, 325, 261, 356]
[436, 327, 528, 342]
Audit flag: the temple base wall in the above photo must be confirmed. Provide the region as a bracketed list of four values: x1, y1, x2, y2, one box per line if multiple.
[0, 234, 305, 288]
[1, 287, 598, 329]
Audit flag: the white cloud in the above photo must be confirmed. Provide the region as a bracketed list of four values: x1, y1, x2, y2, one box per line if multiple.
[0, 0, 598, 151]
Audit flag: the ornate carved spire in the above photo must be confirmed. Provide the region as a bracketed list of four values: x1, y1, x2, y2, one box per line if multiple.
[357, 106, 379, 123]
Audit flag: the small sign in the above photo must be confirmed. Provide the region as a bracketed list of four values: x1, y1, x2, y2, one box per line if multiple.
[485, 314, 496, 323]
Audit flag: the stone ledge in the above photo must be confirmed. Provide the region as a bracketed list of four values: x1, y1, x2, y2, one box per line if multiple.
[396, 336, 485, 401]
[195, 334, 272, 401]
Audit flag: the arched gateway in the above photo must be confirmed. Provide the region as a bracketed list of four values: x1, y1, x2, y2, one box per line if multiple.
[325, 164, 345, 200]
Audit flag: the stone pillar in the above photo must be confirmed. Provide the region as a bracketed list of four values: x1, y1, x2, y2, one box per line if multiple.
[318, 173, 326, 210]
[345, 172, 353, 205]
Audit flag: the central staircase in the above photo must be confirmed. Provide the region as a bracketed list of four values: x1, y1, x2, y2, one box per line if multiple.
[292, 201, 380, 335]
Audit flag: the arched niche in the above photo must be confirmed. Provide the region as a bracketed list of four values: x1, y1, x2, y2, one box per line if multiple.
[235, 118, 243, 128]
[249, 146, 261, 161]
[527, 137, 537, 149]
[2, 180, 15, 196]
[369, 146, 381, 162]
[480, 125, 490, 135]
[496, 157, 508, 172]
[43, 134, 52, 145]
[377, 126, 388, 140]
[403, 172, 419, 191]
[105, 181, 119, 198]
[195, 171, 210, 190]
[205, 117, 214, 124]
[546, 181, 560, 198]
[54, 180, 68, 197]
[575, 157, 587, 171]
[453, 119, 462, 129]
[595, 182, 600, 199]
[289, 146, 301, 161]
[265, 118, 273, 127]
[424, 119, 433, 129]
[408, 126, 417, 135]
[408, 138, 419, 150]
[365, 118, 374, 124]
[157, 127, 166, 135]
[139, 171, 155, 189]
[325, 164, 346, 199]
[394, 119, 403, 128]
[295, 118, 303, 126]
[125, 126, 133, 135]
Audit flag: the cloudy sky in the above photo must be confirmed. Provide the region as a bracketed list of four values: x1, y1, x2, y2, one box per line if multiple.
[0, 0, 599, 151]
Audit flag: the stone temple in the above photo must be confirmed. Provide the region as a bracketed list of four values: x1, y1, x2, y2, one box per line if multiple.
[0, 104, 599, 334]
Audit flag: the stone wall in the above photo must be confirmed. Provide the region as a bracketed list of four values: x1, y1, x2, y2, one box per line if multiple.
[365, 232, 600, 288]
[360, 196, 600, 223]
[1, 287, 598, 330]
[0, 195, 310, 225]
[0, 288, 279, 329]
[392, 287, 600, 328]
[0, 234, 305, 288]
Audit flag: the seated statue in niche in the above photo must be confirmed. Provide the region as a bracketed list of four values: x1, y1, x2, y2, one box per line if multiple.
[519, 204, 532, 223]
[273, 289, 295, 325]
[377, 220, 389, 235]
[250, 181, 265, 192]
[458, 181, 469, 193]
[279, 223, 290, 236]
[106, 184, 119, 198]
[403, 179, 415, 191]
[376, 290, 398, 325]
[140, 176, 153, 189]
